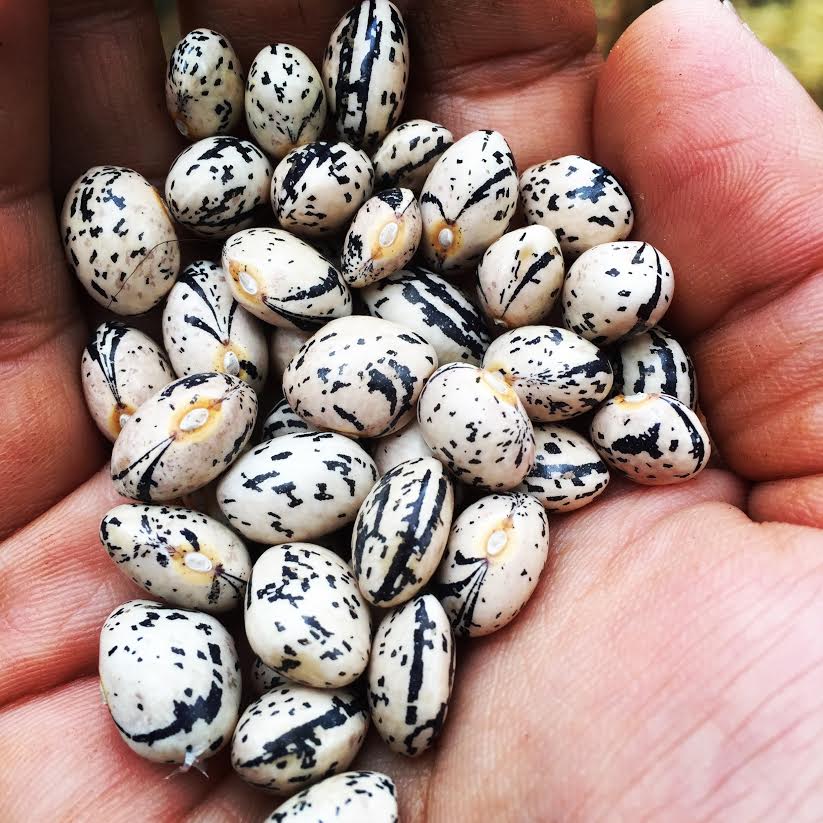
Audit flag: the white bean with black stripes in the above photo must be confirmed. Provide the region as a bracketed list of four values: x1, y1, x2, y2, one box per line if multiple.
[163, 260, 269, 392]
[361, 267, 491, 366]
[81, 321, 173, 441]
[165, 136, 273, 238]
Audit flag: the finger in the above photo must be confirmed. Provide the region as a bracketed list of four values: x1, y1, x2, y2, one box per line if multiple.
[695, 272, 823, 482]
[0, 678, 220, 821]
[177, 0, 351, 70]
[749, 474, 823, 530]
[0, 0, 105, 538]
[177, 0, 601, 167]
[592, 0, 823, 485]
[183, 773, 272, 823]
[49, 0, 183, 197]
[402, 0, 600, 165]
[0, 468, 142, 707]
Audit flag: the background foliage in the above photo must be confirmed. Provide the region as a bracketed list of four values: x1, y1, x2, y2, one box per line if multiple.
[156, 0, 823, 105]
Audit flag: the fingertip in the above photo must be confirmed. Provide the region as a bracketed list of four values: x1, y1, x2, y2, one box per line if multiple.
[592, 0, 823, 336]
[748, 475, 823, 530]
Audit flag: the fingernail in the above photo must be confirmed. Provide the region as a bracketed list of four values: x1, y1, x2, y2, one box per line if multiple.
[719, 0, 755, 33]
[719, 0, 741, 18]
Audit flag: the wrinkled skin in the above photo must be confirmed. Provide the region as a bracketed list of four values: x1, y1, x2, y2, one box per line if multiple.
[1, 0, 822, 820]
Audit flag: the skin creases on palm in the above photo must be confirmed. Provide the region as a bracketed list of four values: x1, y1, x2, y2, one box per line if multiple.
[1, 0, 822, 821]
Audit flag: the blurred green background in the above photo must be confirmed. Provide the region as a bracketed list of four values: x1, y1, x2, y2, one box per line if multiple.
[156, 0, 823, 105]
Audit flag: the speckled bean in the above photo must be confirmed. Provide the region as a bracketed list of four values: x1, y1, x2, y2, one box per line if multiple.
[562, 241, 674, 346]
[272, 142, 374, 236]
[166, 29, 244, 139]
[222, 227, 352, 330]
[515, 424, 610, 512]
[353, 457, 453, 607]
[283, 315, 438, 439]
[61, 166, 180, 314]
[217, 431, 377, 543]
[482, 326, 613, 422]
[81, 321, 172, 441]
[520, 155, 634, 258]
[590, 392, 710, 484]
[111, 372, 257, 502]
[231, 684, 368, 793]
[246, 44, 327, 160]
[99, 600, 241, 766]
[417, 363, 535, 490]
[260, 397, 316, 441]
[100, 503, 251, 612]
[372, 119, 453, 193]
[245, 543, 371, 688]
[361, 267, 490, 366]
[323, 0, 409, 152]
[165, 137, 272, 238]
[612, 326, 697, 409]
[476, 225, 565, 329]
[435, 493, 549, 636]
[419, 130, 517, 274]
[341, 188, 421, 287]
[368, 595, 454, 756]
[266, 771, 398, 822]
[163, 260, 268, 392]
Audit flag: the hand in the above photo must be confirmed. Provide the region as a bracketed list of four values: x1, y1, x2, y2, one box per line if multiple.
[2, 0, 822, 819]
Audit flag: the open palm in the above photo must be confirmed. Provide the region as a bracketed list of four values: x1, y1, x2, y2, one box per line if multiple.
[2, 0, 822, 819]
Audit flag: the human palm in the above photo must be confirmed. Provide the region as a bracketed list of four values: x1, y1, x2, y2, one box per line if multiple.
[2, 0, 822, 819]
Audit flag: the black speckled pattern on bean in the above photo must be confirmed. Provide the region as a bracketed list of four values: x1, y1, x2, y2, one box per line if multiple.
[260, 397, 316, 442]
[367, 594, 454, 756]
[246, 43, 327, 160]
[483, 325, 613, 422]
[272, 141, 374, 236]
[417, 363, 535, 490]
[515, 424, 610, 512]
[99, 599, 241, 765]
[284, 315, 438, 439]
[244, 543, 371, 688]
[222, 227, 352, 330]
[217, 431, 378, 544]
[353, 457, 453, 607]
[562, 241, 674, 346]
[81, 321, 172, 441]
[372, 119, 453, 193]
[419, 130, 517, 274]
[476, 225, 565, 330]
[323, 0, 409, 152]
[341, 188, 421, 287]
[434, 493, 549, 637]
[61, 166, 180, 315]
[165, 137, 272, 239]
[163, 260, 268, 391]
[231, 683, 368, 792]
[100, 503, 251, 613]
[110, 372, 257, 502]
[611, 326, 697, 409]
[590, 392, 710, 485]
[361, 267, 491, 366]
[520, 155, 634, 258]
[166, 29, 244, 139]
[266, 770, 398, 822]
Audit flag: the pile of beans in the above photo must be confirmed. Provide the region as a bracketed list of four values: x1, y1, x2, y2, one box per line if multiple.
[65, 1, 711, 819]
